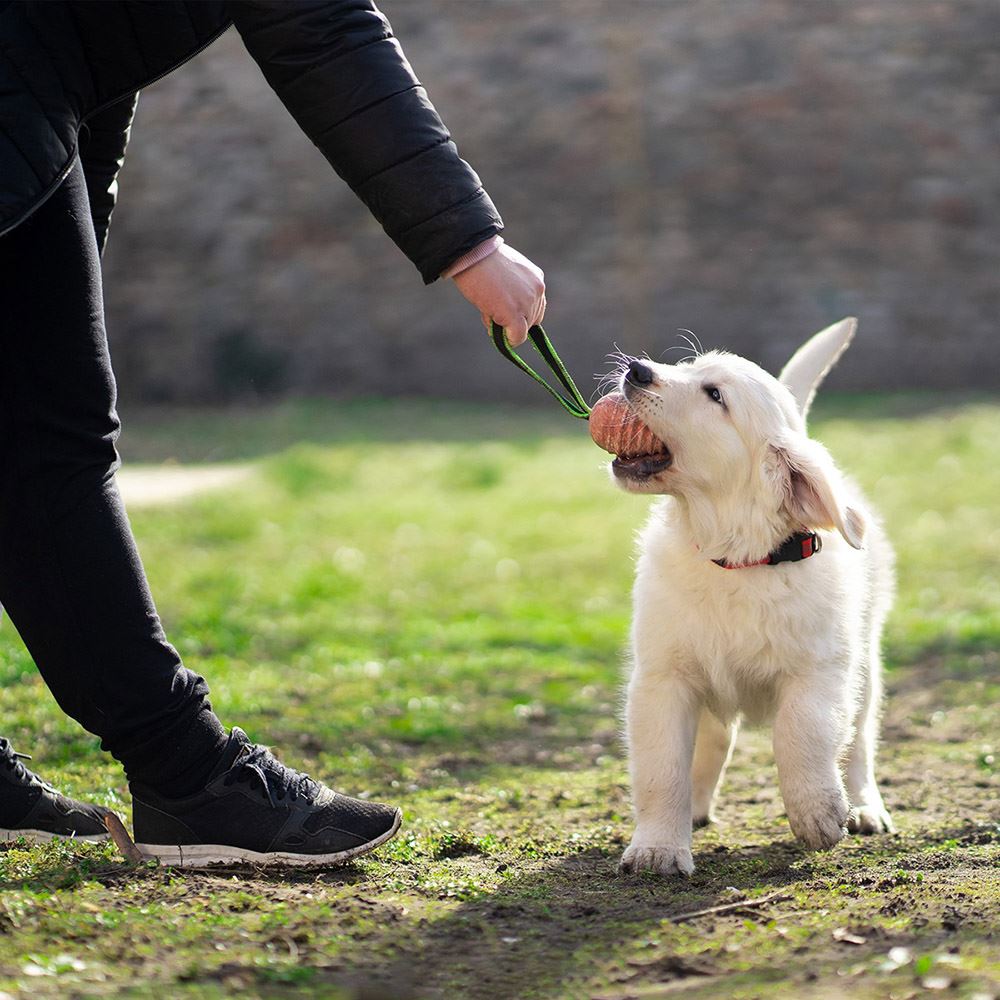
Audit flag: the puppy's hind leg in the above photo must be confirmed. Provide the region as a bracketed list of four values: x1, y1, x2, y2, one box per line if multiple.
[845, 649, 893, 835]
[691, 708, 738, 828]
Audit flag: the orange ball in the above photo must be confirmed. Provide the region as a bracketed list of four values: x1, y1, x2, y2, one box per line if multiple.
[589, 392, 664, 457]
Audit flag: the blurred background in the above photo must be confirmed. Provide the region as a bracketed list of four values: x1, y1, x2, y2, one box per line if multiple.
[102, 0, 1000, 404]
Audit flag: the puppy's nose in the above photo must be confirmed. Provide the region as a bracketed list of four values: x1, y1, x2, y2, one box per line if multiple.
[627, 359, 655, 386]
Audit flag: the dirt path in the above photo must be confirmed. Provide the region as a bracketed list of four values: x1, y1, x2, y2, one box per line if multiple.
[117, 464, 254, 506]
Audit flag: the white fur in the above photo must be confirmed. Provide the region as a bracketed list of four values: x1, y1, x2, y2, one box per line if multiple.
[614, 320, 895, 876]
[778, 317, 857, 425]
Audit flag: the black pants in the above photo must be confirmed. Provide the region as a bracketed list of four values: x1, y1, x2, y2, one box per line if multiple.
[0, 158, 226, 793]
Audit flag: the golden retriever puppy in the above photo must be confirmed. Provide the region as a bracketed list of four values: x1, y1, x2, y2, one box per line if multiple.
[590, 319, 894, 876]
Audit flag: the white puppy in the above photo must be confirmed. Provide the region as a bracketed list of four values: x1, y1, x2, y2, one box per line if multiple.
[592, 319, 894, 876]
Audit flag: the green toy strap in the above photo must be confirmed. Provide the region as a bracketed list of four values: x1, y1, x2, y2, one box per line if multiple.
[491, 322, 591, 419]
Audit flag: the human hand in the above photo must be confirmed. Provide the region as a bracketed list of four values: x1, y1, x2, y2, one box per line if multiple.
[452, 243, 546, 346]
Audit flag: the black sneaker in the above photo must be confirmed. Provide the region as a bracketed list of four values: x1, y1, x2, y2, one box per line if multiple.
[0, 737, 111, 844]
[130, 728, 402, 868]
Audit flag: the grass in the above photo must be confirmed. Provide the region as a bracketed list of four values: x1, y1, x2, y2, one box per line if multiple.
[0, 393, 998, 999]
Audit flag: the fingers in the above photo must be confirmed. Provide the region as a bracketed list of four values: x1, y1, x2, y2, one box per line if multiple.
[452, 243, 546, 347]
[495, 284, 545, 348]
[504, 290, 545, 347]
[533, 292, 547, 328]
[494, 316, 527, 346]
[482, 311, 527, 346]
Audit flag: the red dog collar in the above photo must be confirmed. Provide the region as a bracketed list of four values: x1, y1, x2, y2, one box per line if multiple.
[713, 530, 822, 570]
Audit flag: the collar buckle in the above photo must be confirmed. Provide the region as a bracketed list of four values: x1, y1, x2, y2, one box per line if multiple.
[713, 530, 822, 570]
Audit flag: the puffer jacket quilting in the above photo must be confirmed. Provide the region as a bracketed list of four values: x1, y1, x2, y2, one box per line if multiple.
[0, 1, 231, 238]
[0, 0, 502, 280]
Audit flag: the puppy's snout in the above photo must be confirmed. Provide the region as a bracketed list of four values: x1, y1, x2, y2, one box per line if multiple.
[626, 359, 655, 387]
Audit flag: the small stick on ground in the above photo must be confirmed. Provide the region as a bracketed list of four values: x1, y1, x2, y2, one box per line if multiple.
[668, 889, 792, 924]
[103, 813, 145, 865]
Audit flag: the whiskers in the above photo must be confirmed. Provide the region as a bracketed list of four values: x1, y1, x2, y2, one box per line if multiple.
[593, 346, 661, 417]
[659, 329, 704, 365]
[593, 345, 633, 400]
[593, 330, 704, 400]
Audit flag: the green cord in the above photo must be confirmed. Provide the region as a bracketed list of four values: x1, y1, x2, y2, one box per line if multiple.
[490, 322, 591, 419]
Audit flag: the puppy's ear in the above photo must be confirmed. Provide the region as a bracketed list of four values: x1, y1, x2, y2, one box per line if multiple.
[778, 317, 857, 424]
[770, 437, 865, 549]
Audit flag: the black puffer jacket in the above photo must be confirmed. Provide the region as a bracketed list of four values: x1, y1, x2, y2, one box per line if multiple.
[0, 0, 502, 281]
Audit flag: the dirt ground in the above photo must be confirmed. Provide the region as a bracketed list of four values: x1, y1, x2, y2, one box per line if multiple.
[5, 659, 989, 1000]
[324, 663, 999, 999]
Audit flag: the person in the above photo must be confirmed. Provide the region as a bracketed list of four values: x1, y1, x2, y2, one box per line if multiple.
[0, 0, 546, 866]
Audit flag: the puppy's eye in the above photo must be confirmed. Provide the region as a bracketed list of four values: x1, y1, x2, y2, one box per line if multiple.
[704, 385, 724, 405]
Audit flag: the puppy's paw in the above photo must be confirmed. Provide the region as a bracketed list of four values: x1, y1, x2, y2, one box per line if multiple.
[847, 804, 894, 835]
[692, 812, 715, 830]
[619, 843, 695, 876]
[787, 792, 850, 851]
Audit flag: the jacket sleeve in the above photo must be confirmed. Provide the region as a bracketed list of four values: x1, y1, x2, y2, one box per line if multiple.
[79, 93, 139, 258]
[227, 0, 503, 283]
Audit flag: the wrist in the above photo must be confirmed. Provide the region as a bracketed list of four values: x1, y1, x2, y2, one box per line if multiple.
[441, 236, 505, 280]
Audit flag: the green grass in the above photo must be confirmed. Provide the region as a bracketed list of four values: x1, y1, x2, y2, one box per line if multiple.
[1, 394, 998, 999]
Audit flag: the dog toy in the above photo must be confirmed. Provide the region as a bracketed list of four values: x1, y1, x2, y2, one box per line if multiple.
[490, 322, 591, 419]
[490, 323, 663, 458]
[587, 392, 665, 457]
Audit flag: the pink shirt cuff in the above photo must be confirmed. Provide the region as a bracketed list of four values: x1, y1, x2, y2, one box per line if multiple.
[441, 235, 504, 279]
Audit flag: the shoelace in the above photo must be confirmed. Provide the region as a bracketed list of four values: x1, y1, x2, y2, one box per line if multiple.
[0, 736, 55, 791]
[222, 742, 320, 809]
[0, 737, 31, 778]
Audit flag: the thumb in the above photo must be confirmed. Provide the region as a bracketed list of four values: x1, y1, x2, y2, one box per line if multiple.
[501, 315, 530, 347]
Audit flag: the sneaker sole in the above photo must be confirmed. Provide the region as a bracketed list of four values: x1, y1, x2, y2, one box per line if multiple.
[135, 807, 403, 869]
[0, 828, 109, 844]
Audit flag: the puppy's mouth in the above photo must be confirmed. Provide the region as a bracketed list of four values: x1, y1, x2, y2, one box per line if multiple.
[611, 452, 672, 479]
[589, 392, 672, 480]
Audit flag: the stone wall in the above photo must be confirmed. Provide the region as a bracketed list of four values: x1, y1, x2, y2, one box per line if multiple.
[102, 0, 1000, 402]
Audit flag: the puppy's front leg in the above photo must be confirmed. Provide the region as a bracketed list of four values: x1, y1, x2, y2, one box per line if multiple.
[773, 676, 851, 851]
[620, 672, 699, 876]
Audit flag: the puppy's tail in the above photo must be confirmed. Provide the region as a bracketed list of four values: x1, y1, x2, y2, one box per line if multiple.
[779, 317, 857, 423]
